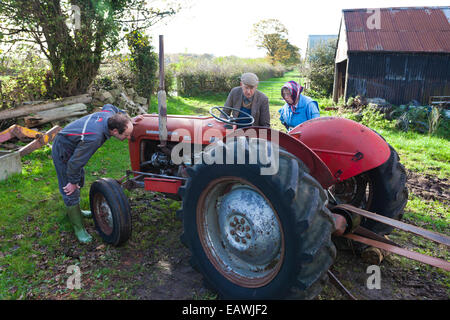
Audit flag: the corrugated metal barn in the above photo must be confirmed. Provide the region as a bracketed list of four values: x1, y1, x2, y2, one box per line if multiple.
[333, 7, 450, 105]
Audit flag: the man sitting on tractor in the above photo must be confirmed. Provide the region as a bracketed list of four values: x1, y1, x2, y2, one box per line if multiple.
[223, 72, 271, 128]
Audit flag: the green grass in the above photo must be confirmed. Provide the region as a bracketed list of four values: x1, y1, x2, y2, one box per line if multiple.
[404, 195, 449, 233]
[0, 69, 448, 299]
[336, 107, 450, 179]
[381, 129, 450, 179]
[0, 139, 131, 299]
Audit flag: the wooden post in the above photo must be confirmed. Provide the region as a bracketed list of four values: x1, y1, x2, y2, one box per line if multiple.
[333, 63, 339, 104]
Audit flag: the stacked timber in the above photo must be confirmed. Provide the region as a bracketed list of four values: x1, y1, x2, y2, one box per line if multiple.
[0, 87, 149, 130]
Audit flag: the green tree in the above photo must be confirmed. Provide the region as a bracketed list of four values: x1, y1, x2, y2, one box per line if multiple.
[0, 0, 178, 97]
[251, 19, 300, 66]
[126, 30, 157, 105]
[306, 39, 336, 96]
[272, 36, 300, 66]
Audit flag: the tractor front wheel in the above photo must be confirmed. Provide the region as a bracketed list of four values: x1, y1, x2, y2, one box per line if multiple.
[89, 178, 132, 246]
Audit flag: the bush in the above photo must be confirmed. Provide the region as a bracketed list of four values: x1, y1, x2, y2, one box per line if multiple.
[338, 97, 449, 137]
[305, 39, 336, 97]
[94, 55, 135, 90]
[94, 54, 175, 96]
[391, 105, 448, 135]
[127, 31, 158, 100]
[0, 55, 49, 108]
[173, 55, 286, 96]
[345, 105, 392, 130]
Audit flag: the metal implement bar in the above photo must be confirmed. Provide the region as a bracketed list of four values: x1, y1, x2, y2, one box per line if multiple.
[18, 126, 61, 157]
[343, 233, 450, 272]
[0, 125, 61, 157]
[327, 270, 357, 300]
[334, 204, 450, 247]
[0, 124, 41, 143]
[126, 170, 187, 181]
[353, 226, 401, 247]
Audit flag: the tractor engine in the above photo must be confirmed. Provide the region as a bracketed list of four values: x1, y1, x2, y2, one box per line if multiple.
[140, 140, 181, 177]
[128, 114, 230, 181]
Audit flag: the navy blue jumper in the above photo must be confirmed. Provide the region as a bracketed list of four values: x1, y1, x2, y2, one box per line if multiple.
[51, 104, 125, 206]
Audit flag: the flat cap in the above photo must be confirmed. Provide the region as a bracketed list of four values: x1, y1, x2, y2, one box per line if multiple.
[241, 73, 259, 86]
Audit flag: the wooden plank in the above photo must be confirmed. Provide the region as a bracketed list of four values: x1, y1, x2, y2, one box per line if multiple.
[0, 94, 92, 121]
[24, 103, 88, 127]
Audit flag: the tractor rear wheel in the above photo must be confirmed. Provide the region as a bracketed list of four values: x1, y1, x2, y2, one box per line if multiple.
[178, 138, 336, 299]
[330, 144, 408, 235]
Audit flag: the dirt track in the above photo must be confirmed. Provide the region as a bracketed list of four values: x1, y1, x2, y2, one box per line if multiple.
[407, 171, 449, 204]
[117, 169, 449, 300]
[44, 170, 448, 300]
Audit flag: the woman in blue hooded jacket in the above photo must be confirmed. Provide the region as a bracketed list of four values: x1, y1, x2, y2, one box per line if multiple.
[278, 81, 320, 131]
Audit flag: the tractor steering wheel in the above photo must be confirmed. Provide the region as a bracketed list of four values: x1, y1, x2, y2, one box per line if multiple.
[209, 106, 255, 126]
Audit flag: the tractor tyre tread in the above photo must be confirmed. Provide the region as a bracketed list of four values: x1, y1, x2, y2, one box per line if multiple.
[89, 178, 132, 246]
[363, 145, 408, 235]
[179, 138, 336, 299]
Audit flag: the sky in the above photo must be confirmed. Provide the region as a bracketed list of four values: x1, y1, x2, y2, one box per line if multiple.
[149, 0, 450, 58]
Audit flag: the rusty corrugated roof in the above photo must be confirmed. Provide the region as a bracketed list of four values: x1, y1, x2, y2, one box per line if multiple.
[343, 7, 450, 52]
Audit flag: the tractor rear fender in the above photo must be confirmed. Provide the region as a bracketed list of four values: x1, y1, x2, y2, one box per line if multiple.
[289, 117, 391, 182]
[223, 127, 336, 189]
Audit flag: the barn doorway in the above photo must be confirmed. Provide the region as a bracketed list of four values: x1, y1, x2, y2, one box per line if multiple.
[333, 59, 347, 103]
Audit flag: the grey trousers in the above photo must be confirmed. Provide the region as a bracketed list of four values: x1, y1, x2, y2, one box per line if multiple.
[51, 135, 85, 207]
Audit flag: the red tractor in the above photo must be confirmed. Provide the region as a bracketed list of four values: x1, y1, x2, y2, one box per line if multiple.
[89, 106, 413, 299]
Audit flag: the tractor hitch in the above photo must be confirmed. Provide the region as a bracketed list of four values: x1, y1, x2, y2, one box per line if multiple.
[120, 170, 186, 194]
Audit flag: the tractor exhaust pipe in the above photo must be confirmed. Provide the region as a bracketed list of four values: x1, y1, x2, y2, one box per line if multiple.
[157, 35, 169, 153]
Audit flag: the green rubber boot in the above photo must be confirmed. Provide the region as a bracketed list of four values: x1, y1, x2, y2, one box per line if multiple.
[67, 204, 93, 243]
[81, 209, 92, 218]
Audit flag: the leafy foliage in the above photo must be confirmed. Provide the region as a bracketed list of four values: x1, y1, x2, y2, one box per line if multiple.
[306, 39, 336, 97]
[392, 105, 448, 136]
[173, 55, 286, 96]
[339, 96, 449, 138]
[251, 19, 300, 66]
[0, 53, 49, 108]
[345, 104, 393, 130]
[126, 30, 158, 101]
[0, 0, 177, 97]
[428, 106, 442, 136]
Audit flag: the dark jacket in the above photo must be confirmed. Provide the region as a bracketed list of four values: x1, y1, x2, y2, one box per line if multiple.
[54, 104, 124, 185]
[224, 87, 271, 127]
